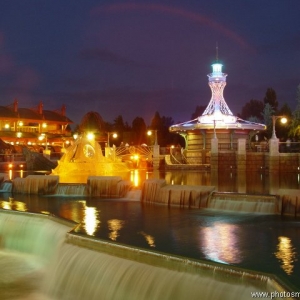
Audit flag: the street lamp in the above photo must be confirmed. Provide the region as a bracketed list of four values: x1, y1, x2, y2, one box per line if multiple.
[271, 115, 287, 139]
[107, 132, 117, 147]
[147, 130, 158, 145]
[39, 133, 48, 151]
[87, 132, 95, 141]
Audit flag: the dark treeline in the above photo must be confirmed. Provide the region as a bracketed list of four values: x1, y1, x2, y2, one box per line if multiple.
[74, 111, 184, 147]
[75, 85, 300, 146]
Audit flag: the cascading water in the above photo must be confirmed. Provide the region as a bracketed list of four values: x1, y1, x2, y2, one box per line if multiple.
[0, 210, 74, 300]
[54, 184, 87, 196]
[0, 210, 290, 300]
[0, 181, 12, 192]
[207, 192, 279, 214]
[51, 135, 130, 183]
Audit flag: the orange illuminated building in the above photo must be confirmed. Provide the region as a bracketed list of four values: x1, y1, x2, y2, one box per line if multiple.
[0, 99, 73, 147]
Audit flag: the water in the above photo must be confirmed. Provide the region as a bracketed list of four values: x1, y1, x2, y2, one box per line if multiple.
[1, 195, 300, 291]
[1, 169, 300, 297]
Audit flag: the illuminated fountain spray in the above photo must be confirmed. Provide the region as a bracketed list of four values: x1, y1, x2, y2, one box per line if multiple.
[51, 134, 130, 183]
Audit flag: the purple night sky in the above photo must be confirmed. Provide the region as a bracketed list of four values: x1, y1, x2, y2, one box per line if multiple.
[0, 1, 299, 127]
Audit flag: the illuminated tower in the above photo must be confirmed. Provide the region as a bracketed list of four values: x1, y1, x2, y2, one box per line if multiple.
[198, 61, 236, 124]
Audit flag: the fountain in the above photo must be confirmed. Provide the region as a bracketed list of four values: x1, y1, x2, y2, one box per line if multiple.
[51, 135, 130, 183]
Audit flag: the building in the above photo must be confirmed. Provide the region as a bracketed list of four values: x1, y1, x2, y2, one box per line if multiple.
[169, 60, 266, 165]
[0, 99, 73, 148]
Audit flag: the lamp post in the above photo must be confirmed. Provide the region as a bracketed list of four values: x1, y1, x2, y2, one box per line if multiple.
[147, 130, 158, 145]
[271, 115, 287, 139]
[39, 133, 48, 150]
[213, 120, 217, 139]
[107, 132, 118, 147]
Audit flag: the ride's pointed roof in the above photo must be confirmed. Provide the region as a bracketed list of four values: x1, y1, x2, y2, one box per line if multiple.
[170, 61, 266, 132]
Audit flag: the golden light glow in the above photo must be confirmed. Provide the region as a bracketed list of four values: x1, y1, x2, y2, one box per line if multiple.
[42, 123, 47, 128]
[18, 121, 23, 126]
[84, 206, 100, 236]
[0, 200, 11, 210]
[87, 132, 95, 140]
[130, 169, 140, 187]
[16, 132, 22, 138]
[108, 219, 124, 241]
[4, 124, 10, 129]
[280, 117, 287, 124]
[139, 231, 156, 247]
[274, 236, 297, 275]
[147, 130, 152, 136]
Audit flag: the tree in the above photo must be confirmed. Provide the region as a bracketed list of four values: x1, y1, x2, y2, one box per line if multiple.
[149, 111, 181, 146]
[264, 88, 278, 112]
[191, 105, 206, 120]
[132, 117, 147, 145]
[277, 103, 292, 139]
[239, 99, 264, 121]
[262, 103, 274, 138]
[79, 111, 105, 133]
[289, 84, 300, 138]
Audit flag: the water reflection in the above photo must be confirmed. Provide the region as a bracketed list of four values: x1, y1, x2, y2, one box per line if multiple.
[107, 219, 124, 241]
[201, 223, 242, 264]
[0, 198, 27, 211]
[125, 169, 300, 193]
[274, 236, 298, 275]
[84, 206, 101, 236]
[139, 231, 156, 247]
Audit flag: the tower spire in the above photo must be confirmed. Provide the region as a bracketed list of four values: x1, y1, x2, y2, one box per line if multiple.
[198, 57, 237, 124]
[216, 42, 218, 62]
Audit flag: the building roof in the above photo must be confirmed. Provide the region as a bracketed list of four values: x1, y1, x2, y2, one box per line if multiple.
[0, 102, 73, 124]
[0, 106, 18, 118]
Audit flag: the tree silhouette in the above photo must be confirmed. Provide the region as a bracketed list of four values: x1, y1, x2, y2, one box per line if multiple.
[264, 88, 278, 112]
[132, 117, 147, 145]
[239, 99, 264, 122]
[191, 105, 206, 119]
[79, 111, 105, 133]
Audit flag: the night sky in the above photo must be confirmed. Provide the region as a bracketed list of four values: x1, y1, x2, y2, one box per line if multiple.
[0, 1, 299, 127]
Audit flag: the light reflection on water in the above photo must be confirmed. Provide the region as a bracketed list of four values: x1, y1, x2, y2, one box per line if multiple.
[107, 219, 125, 241]
[275, 236, 298, 275]
[201, 223, 242, 264]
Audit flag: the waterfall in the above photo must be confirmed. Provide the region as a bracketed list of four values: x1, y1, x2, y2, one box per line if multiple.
[0, 210, 288, 300]
[0, 210, 73, 261]
[0, 210, 74, 300]
[43, 241, 262, 300]
[0, 182, 12, 192]
[207, 192, 279, 214]
[55, 184, 87, 196]
[12, 175, 59, 195]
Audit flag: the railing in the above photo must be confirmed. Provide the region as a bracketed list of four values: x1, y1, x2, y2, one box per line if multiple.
[279, 142, 300, 153]
[114, 145, 153, 161]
